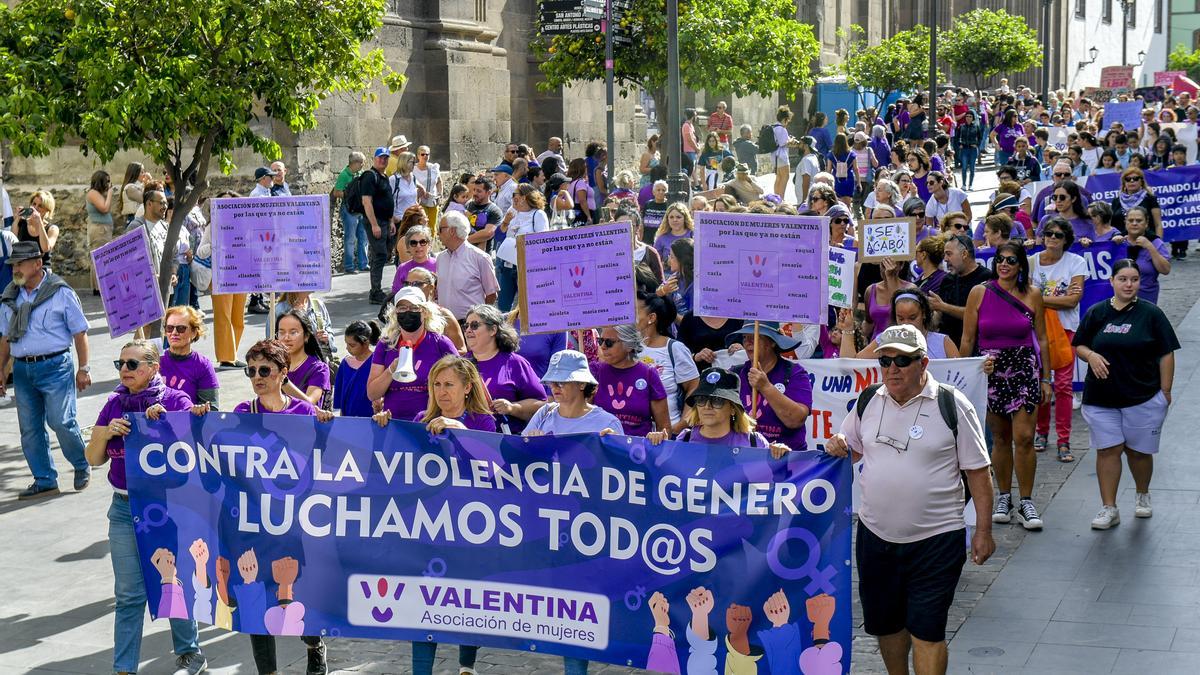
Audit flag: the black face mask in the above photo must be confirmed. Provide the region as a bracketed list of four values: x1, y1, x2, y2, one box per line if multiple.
[397, 311, 423, 332]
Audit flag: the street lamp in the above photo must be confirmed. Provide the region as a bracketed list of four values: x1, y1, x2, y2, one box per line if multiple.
[1138, 50, 1146, 66]
[1119, 0, 1134, 66]
[1078, 45, 1099, 71]
[1041, 0, 1053, 104]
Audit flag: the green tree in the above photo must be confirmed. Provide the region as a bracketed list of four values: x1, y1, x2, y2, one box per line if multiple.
[826, 25, 935, 108]
[534, 0, 820, 123]
[1168, 44, 1200, 83]
[0, 0, 404, 304]
[939, 8, 1041, 91]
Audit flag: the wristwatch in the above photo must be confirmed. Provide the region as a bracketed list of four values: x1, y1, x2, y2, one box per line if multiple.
[78, 365, 91, 373]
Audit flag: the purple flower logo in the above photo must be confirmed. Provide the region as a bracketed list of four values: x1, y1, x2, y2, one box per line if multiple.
[568, 264, 586, 288]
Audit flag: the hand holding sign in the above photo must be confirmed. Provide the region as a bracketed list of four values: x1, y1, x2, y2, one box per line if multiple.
[859, 218, 918, 262]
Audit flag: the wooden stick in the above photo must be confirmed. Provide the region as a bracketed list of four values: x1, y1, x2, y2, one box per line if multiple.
[576, 329, 586, 352]
[268, 292, 277, 338]
[750, 320, 761, 419]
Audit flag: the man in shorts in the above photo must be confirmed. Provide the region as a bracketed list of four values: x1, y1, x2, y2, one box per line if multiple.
[827, 325, 994, 675]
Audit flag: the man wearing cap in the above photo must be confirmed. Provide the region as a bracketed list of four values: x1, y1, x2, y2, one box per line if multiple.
[0, 241, 92, 499]
[793, 136, 821, 208]
[249, 166, 275, 197]
[363, 147, 397, 304]
[269, 160, 291, 196]
[827, 325, 994, 675]
[725, 322, 813, 451]
[492, 164, 516, 216]
[385, 135, 412, 175]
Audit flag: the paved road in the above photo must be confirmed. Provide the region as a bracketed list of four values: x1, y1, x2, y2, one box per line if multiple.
[3, 163, 1200, 673]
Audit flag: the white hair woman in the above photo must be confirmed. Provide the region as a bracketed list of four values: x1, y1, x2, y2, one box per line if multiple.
[593, 323, 670, 436]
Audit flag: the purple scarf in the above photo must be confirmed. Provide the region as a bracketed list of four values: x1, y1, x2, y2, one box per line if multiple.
[1118, 189, 1146, 212]
[116, 374, 168, 413]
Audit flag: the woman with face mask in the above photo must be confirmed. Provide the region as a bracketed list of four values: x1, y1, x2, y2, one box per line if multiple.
[366, 287, 459, 423]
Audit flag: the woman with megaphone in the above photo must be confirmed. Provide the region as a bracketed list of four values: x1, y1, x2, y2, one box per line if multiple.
[366, 287, 458, 424]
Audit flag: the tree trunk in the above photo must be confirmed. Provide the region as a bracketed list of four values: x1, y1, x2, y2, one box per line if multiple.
[647, 86, 671, 171]
[154, 132, 215, 337]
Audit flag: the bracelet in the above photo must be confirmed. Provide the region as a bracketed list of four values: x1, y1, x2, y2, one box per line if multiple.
[1041, 378, 1052, 384]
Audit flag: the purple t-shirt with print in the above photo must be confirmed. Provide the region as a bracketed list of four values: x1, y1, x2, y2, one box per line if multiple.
[474, 351, 546, 434]
[413, 410, 498, 433]
[738, 360, 813, 451]
[289, 354, 331, 395]
[158, 351, 219, 404]
[372, 333, 459, 421]
[678, 428, 770, 448]
[234, 396, 319, 415]
[592, 361, 667, 437]
[96, 388, 193, 491]
[391, 258, 439, 294]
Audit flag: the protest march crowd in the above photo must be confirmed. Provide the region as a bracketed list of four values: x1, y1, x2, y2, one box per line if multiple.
[0, 78, 1188, 675]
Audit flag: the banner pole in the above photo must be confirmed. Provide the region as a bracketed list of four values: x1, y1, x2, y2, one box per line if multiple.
[576, 330, 586, 353]
[751, 320, 760, 419]
[268, 292, 277, 338]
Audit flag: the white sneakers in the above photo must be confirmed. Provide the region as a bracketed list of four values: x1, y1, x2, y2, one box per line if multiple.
[1135, 492, 1153, 518]
[1091, 505, 1120, 530]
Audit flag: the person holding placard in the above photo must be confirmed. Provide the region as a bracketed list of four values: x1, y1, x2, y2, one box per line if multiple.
[658, 237, 695, 318]
[592, 324, 669, 437]
[367, 287, 459, 424]
[862, 259, 917, 341]
[724, 323, 813, 451]
[463, 304, 545, 434]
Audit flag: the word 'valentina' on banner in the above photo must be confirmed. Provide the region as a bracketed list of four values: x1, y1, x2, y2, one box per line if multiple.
[125, 413, 853, 673]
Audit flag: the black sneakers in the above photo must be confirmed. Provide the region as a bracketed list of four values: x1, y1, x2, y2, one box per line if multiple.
[307, 641, 327, 675]
[74, 470, 90, 491]
[18, 483, 60, 500]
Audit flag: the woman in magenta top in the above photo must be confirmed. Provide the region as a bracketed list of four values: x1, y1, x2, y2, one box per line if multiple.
[961, 241, 1052, 531]
[862, 258, 916, 341]
[86, 339, 206, 674]
[159, 305, 220, 410]
[390, 225, 437, 294]
[366, 287, 459, 422]
[464, 304, 546, 434]
[592, 323, 670, 436]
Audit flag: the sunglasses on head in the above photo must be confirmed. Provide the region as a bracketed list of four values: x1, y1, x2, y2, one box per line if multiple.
[1044, 230, 1067, 239]
[996, 254, 1021, 266]
[114, 359, 146, 371]
[878, 354, 917, 368]
[691, 395, 725, 409]
[244, 366, 276, 378]
[164, 324, 189, 334]
[598, 338, 619, 348]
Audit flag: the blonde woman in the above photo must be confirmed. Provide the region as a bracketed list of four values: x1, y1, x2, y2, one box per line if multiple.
[366, 287, 458, 422]
[639, 134, 661, 187]
[16, 190, 59, 266]
[653, 202, 693, 263]
[389, 151, 419, 223]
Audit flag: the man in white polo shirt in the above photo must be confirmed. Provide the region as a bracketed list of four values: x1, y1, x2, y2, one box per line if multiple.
[827, 325, 994, 675]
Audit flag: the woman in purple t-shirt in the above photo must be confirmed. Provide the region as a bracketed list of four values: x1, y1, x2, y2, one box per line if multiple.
[647, 367, 790, 458]
[276, 310, 332, 409]
[160, 305, 220, 410]
[390, 225, 438, 295]
[464, 304, 547, 434]
[652, 202, 694, 264]
[375, 355, 496, 434]
[592, 324, 670, 436]
[86, 339, 206, 674]
[367, 287, 459, 423]
[725, 322, 814, 451]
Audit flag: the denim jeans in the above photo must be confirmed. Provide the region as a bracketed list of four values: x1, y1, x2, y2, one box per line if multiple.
[14, 353, 89, 488]
[341, 205, 368, 271]
[169, 262, 198, 309]
[496, 258, 518, 313]
[959, 146, 979, 186]
[109, 494, 202, 672]
[994, 149, 1011, 168]
[411, 643, 478, 674]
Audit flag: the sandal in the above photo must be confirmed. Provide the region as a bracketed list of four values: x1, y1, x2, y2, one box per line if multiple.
[1057, 444, 1075, 463]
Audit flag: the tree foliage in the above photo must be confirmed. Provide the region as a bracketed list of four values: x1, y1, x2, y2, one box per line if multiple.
[533, 0, 820, 111]
[939, 9, 1041, 90]
[1168, 44, 1200, 84]
[826, 25, 934, 104]
[0, 0, 404, 302]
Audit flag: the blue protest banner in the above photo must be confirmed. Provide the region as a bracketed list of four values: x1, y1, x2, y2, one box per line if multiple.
[125, 413, 853, 674]
[1082, 166, 1200, 242]
[1103, 101, 1144, 133]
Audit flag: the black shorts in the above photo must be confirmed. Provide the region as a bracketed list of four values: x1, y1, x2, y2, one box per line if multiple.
[856, 521, 966, 643]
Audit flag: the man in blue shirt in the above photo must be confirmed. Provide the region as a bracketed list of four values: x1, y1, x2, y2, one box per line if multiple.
[0, 241, 92, 499]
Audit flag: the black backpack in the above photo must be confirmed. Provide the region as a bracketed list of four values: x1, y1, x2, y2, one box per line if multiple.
[757, 124, 780, 154]
[854, 383, 959, 439]
[344, 171, 372, 215]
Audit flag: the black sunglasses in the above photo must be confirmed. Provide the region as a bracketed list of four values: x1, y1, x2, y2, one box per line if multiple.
[407, 239, 430, 247]
[1053, 172, 1071, 178]
[950, 222, 968, 230]
[244, 366, 276, 378]
[1044, 230, 1067, 239]
[402, 280, 431, 288]
[114, 359, 146, 371]
[831, 217, 850, 224]
[163, 324, 189, 334]
[464, 320, 487, 331]
[1124, 176, 1142, 183]
[878, 355, 917, 368]
[1052, 194, 1070, 201]
[996, 254, 1021, 265]
[691, 395, 725, 409]
[597, 338, 619, 348]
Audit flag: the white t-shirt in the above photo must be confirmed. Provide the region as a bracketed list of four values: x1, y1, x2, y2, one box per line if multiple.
[1080, 146, 1102, 172]
[792, 154, 821, 201]
[390, 174, 419, 216]
[494, 179, 516, 216]
[641, 339, 700, 424]
[413, 163, 441, 207]
[925, 188, 968, 226]
[1030, 250, 1088, 331]
[0, 183, 11, 220]
[495, 208, 548, 265]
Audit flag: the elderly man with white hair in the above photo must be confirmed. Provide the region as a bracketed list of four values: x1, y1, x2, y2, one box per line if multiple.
[435, 211, 499, 323]
[269, 160, 290, 196]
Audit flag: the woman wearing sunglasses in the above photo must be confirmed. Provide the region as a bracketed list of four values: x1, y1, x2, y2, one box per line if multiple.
[924, 171, 971, 231]
[861, 257, 917, 342]
[159, 305, 219, 412]
[960, 242, 1051, 530]
[1108, 167, 1162, 239]
[593, 324, 670, 437]
[367, 287, 459, 424]
[87, 340, 208, 675]
[646, 367, 790, 460]
[840, 288, 959, 360]
[461, 304, 545, 434]
[390, 225, 437, 295]
[1037, 180, 1094, 243]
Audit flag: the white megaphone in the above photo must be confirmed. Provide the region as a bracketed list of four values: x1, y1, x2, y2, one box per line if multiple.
[392, 340, 417, 383]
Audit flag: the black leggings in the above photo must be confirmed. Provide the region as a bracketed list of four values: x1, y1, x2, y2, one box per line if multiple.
[249, 634, 323, 673]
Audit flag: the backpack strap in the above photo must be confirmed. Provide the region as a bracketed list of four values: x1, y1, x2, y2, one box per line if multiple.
[855, 384, 884, 418]
[936, 384, 959, 440]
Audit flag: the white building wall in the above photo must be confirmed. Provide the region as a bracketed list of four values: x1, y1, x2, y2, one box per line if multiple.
[1067, 0, 1171, 91]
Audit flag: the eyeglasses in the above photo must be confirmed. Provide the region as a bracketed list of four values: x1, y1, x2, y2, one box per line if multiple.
[1044, 230, 1067, 239]
[407, 239, 430, 247]
[1052, 194, 1070, 201]
[597, 338, 619, 348]
[1124, 176, 1142, 183]
[878, 354, 917, 369]
[114, 359, 146, 371]
[464, 321, 488, 331]
[691, 395, 725, 409]
[244, 366, 276, 378]
[996, 255, 1021, 266]
[402, 280, 431, 289]
[164, 324, 190, 334]
[1053, 172, 1071, 178]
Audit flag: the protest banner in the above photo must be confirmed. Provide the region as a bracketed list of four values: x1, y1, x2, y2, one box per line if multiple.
[1083, 165, 1200, 242]
[125, 414, 854, 673]
[693, 211, 830, 324]
[827, 247, 856, 310]
[517, 222, 637, 334]
[1082, 87, 1114, 103]
[1100, 65, 1135, 90]
[210, 195, 332, 295]
[1134, 86, 1166, 104]
[1103, 100, 1144, 132]
[1155, 70, 1185, 87]
[1047, 126, 1070, 153]
[91, 228, 166, 338]
[858, 217, 917, 263]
